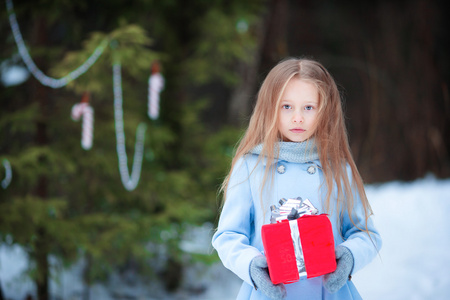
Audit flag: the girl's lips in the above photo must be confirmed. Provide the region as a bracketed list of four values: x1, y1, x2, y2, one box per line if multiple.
[290, 128, 305, 133]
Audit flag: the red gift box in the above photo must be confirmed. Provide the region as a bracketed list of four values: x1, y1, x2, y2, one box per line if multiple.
[261, 214, 336, 284]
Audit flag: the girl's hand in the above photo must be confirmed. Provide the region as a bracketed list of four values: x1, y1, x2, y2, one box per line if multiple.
[250, 255, 287, 300]
[324, 245, 354, 293]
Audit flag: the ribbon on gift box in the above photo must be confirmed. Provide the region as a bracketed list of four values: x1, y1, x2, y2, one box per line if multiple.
[271, 197, 318, 224]
[289, 219, 307, 280]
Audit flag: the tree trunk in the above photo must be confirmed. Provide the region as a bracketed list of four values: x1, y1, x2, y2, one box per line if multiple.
[35, 228, 49, 300]
[227, 32, 263, 126]
[258, 0, 289, 77]
[82, 254, 92, 300]
[31, 16, 51, 300]
[228, 0, 289, 126]
[0, 277, 5, 300]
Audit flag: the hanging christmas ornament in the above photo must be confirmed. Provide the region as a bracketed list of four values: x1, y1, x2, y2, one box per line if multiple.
[1, 159, 12, 189]
[6, 0, 155, 192]
[6, 0, 106, 88]
[148, 60, 165, 120]
[71, 92, 94, 150]
[113, 61, 147, 191]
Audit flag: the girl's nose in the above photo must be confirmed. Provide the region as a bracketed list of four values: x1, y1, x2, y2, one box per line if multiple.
[292, 112, 303, 123]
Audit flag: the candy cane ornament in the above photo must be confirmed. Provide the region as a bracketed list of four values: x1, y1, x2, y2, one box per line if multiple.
[148, 61, 165, 120]
[71, 93, 94, 150]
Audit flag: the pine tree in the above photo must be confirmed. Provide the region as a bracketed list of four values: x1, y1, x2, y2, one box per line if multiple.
[1, 0, 263, 299]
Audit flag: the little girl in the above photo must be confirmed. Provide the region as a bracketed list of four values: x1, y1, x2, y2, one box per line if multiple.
[212, 58, 382, 300]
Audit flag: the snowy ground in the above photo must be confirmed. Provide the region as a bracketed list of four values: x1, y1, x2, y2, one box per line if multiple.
[1, 175, 450, 299]
[352, 175, 450, 300]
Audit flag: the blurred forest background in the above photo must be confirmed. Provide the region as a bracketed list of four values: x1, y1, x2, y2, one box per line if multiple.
[0, 0, 449, 299]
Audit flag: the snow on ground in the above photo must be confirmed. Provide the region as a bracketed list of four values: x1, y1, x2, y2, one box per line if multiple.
[1, 175, 450, 299]
[353, 175, 450, 300]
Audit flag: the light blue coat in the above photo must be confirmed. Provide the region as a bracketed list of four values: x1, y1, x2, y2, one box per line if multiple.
[212, 144, 382, 300]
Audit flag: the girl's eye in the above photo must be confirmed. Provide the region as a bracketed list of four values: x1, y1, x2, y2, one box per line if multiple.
[305, 105, 314, 111]
[282, 104, 292, 110]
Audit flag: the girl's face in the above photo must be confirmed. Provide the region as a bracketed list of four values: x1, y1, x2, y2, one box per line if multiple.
[277, 78, 319, 142]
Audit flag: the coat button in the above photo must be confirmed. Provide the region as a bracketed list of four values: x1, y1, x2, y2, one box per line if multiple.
[307, 165, 316, 175]
[277, 164, 286, 174]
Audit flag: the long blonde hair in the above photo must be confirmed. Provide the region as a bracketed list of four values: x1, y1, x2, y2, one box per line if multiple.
[222, 57, 373, 234]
